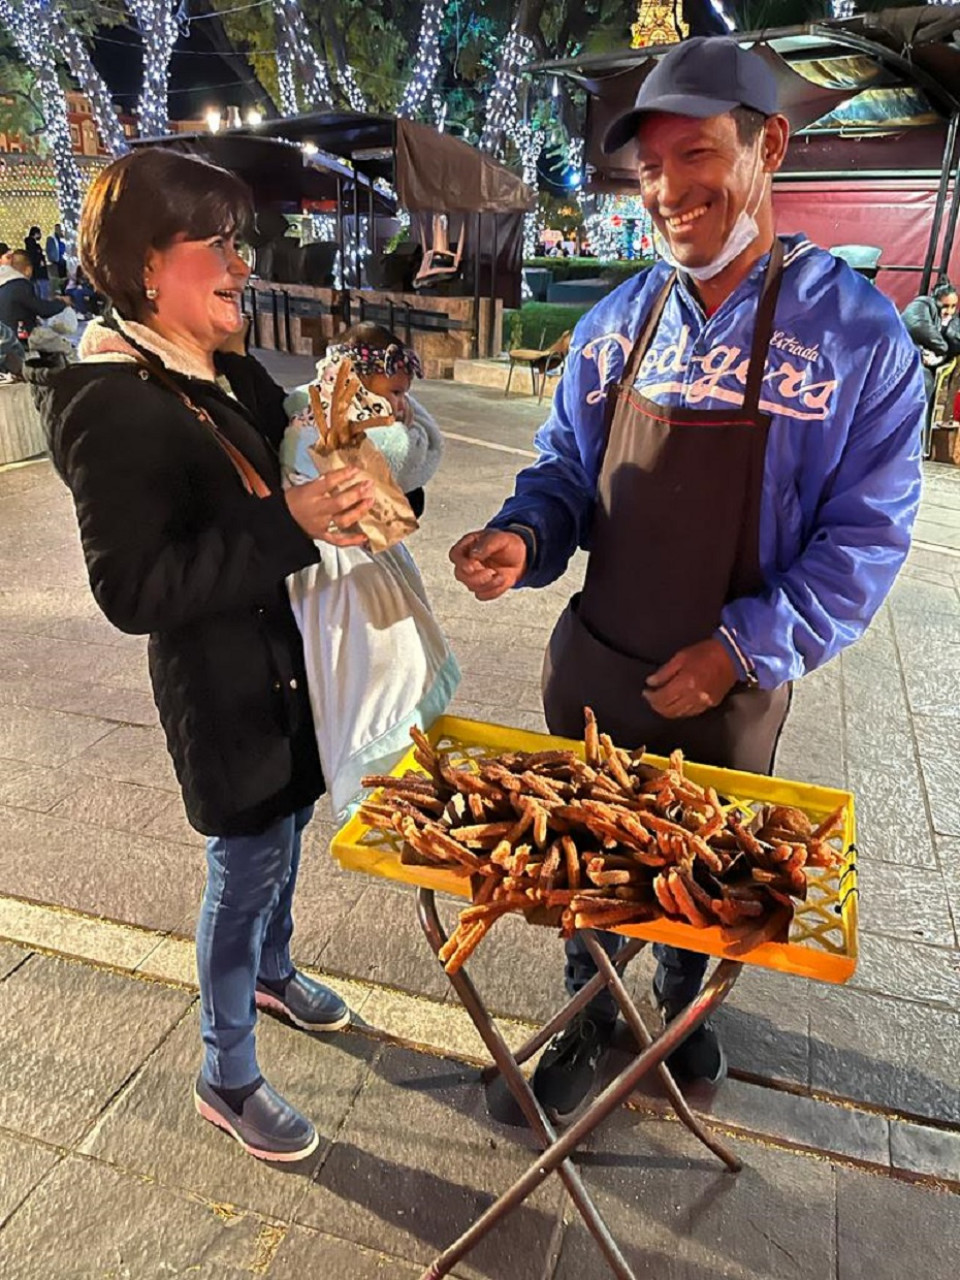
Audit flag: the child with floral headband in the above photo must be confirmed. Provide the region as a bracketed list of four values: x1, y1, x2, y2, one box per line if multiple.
[301, 323, 443, 518]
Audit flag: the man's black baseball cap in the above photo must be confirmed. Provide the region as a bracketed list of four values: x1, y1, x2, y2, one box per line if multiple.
[602, 37, 780, 155]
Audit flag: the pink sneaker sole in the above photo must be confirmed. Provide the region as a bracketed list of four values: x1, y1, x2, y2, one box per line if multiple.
[194, 1091, 320, 1163]
[254, 987, 351, 1032]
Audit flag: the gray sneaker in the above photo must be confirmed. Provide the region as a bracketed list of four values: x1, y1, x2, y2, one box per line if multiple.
[194, 1075, 319, 1162]
[255, 971, 351, 1032]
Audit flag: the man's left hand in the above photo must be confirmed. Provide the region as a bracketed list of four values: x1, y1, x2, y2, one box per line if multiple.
[643, 638, 738, 720]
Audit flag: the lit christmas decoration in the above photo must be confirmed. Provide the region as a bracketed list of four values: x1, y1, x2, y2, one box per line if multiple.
[583, 194, 653, 260]
[124, 0, 182, 137]
[0, 0, 84, 246]
[338, 64, 368, 114]
[630, 0, 688, 48]
[271, 0, 334, 113]
[479, 21, 536, 158]
[515, 121, 544, 259]
[52, 17, 129, 156]
[831, 0, 857, 15]
[397, 0, 447, 119]
[432, 92, 446, 133]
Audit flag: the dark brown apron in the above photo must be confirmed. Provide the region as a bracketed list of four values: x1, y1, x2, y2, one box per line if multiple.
[543, 240, 791, 775]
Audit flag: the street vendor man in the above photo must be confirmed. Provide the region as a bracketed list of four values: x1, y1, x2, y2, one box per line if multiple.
[450, 36, 924, 1121]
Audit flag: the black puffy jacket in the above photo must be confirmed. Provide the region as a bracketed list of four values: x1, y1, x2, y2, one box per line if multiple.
[30, 345, 324, 836]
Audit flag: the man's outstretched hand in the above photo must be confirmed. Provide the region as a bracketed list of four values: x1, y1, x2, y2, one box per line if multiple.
[449, 529, 527, 601]
[643, 638, 738, 719]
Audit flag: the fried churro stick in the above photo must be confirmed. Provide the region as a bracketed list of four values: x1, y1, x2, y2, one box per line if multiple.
[599, 733, 635, 795]
[584, 707, 601, 767]
[813, 804, 846, 842]
[668, 869, 714, 929]
[653, 872, 680, 915]
[562, 834, 581, 889]
[444, 921, 489, 974]
[573, 905, 648, 930]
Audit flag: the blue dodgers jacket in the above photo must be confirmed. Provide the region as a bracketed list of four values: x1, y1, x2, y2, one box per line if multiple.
[489, 235, 925, 690]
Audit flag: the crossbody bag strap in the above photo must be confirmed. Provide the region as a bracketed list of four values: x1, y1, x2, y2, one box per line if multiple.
[133, 357, 272, 499]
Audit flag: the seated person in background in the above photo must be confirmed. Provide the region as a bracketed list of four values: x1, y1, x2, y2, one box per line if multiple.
[0, 242, 12, 265]
[901, 281, 960, 400]
[65, 265, 101, 319]
[0, 318, 23, 378]
[0, 250, 68, 337]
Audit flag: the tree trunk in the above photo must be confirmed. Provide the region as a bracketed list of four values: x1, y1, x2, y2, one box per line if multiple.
[318, 5, 368, 111]
[53, 19, 129, 156]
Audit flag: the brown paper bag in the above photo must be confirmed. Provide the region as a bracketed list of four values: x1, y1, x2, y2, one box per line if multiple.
[305, 359, 419, 553]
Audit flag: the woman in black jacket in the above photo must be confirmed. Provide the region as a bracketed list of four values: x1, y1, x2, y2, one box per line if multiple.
[901, 280, 960, 401]
[32, 148, 376, 1162]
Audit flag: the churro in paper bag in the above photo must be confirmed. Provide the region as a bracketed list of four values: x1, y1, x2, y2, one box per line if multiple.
[306, 357, 418, 553]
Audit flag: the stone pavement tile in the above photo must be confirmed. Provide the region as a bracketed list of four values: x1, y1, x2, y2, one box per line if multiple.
[0, 1154, 267, 1280]
[836, 1165, 960, 1280]
[450, 699, 550, 735]
[846, 758, 938, 868]
[890, 1119, 960, 1183]
[0, 1131, 60, 1228]
[854, 860, 956, 947]
[893, 614, 960, 718]
[689, 1076, 891, 1167]
[852, 929, 960, 1007]
[0, 805, 205, 931]
[889, 573, 960, 619]
[0, 953, 192, 1146]
[441, 908, 569, 1024]
[0, 762, 82, 815]
[0, 940, 29, 979]
[69, 722, 179, 791]
[914, 715, 960, 837]
[141, 795, 204, 846]
[0, 629, 149, 692]
[808, 985, 960, 1122]
[81, 1006, 376, 1223]
[713, 967, 812, 1087]
[0, 673, 157, 727]
[47, 775, 175, 835]
[0, 898, 158, 971]
[553, 1117, 836, 1280]
[316, 882, 452, 1002]
[936, 837, 960, 941]
[268, 1225, 424, 1278]
[359, 985, 532, 1063]
[298, 1045, 565, 1279]
[0, 703, 114, 769]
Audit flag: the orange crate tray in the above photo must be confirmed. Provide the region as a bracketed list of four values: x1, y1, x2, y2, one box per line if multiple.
[332, 716, 858, 985]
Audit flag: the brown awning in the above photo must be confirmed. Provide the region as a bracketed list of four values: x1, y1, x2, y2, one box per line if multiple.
[395, 119, 535, 214]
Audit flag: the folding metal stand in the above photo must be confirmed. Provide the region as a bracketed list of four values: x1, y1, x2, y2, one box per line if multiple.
[415, 888, 743, 1280]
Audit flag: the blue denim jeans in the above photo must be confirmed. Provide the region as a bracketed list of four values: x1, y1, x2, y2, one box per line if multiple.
[196, 805, 313, 1088]
[564, 934, 709, 1023]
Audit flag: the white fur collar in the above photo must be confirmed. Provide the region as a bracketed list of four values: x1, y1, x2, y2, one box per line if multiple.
[78, 316, 220, 383]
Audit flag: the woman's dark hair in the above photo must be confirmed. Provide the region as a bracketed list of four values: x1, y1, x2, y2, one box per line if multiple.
[27, 225, 41, 238]
[0, 242, 8, 256]
[337, 322, 405, 350]
[933, 280, 957, 302]
[78, 147, 255, 320]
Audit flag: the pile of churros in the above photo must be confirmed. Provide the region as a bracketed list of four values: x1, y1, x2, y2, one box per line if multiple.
[359, 709, 845, 976]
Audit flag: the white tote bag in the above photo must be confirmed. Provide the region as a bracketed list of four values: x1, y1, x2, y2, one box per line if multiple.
[287, 541, 460, 818]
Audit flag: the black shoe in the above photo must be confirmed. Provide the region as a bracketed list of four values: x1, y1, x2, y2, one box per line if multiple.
[532, 1012, 616, 1121]
[194, 1075, 319, 1162]
[255, 971, 350, 1032]
[660, 1007, 727, 1085]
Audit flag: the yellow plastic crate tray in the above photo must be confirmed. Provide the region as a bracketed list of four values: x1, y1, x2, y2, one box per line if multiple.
[332, 715, 858, 985]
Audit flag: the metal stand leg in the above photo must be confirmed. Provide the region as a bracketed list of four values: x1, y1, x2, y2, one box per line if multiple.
[417, 937, 742, 1279]
[416, 890, 636, 1279]
[582, 932, 742, 1172]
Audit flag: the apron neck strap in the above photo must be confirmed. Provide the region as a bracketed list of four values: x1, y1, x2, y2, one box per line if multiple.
[622, 267, 677, 390]
[741, 236, 785, 418]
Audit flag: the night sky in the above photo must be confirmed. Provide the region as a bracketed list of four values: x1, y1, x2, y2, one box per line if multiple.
[88, 20, 264, 121]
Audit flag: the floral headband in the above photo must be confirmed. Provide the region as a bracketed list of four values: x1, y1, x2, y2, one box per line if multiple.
[325, 339, 423, 380]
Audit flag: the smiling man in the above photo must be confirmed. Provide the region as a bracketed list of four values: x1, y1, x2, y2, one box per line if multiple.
[450, 37, 925, 1119]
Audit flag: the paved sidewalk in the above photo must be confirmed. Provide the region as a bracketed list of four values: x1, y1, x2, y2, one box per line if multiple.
[1, 354, 959, 1276]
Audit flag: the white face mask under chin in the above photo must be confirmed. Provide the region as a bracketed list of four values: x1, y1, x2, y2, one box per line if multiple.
[654, 142, 765, 283]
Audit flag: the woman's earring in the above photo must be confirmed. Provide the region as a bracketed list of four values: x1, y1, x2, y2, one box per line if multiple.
[145, 285, 158, 301]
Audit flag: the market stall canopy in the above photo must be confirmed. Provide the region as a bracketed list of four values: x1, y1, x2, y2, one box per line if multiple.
[130, 130, 397, 217]
[252, 112, 534, 214]
[531, 6, 960, 192]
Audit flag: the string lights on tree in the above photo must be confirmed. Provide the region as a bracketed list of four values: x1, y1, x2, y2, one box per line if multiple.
[271, 0, 334, 112]
[479, 20, 536, 158]
[123, 0, 182, 137]
[396, 0, 447, 119]
[515, 121, 544, 259]
[338, 64, 368, 113]
[52, 17, 129, 156]
[0, 0, 83, 246]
